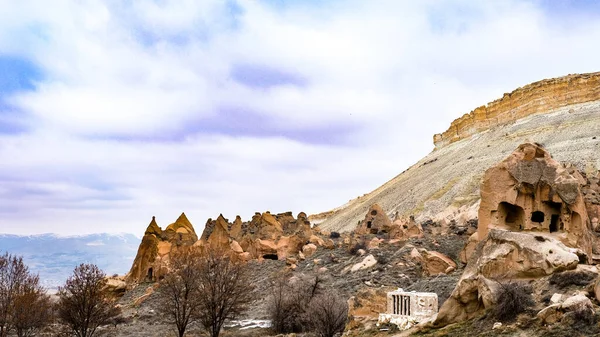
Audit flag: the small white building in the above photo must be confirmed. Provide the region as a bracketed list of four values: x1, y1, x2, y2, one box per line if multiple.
[379, 288, 438, 329]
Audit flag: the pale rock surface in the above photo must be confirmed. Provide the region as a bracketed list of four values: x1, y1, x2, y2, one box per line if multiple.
[302, 243, 317, 257]
[350, 255, 377, 272]
[434, 229, 579, 327]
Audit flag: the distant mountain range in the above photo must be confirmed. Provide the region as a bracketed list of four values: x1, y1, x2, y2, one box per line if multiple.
[0, 233, 140, 290]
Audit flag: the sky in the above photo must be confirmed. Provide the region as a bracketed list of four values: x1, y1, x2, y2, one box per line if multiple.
[0, 0, 599, 235]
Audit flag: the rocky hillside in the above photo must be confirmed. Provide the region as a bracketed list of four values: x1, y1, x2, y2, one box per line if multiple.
[318, 72, 600, 233]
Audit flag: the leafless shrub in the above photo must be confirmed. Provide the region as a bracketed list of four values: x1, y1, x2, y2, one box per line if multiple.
[57, 263, 121, 337]
[0, 252, 52, 337]
[493, 281, 534, 322]
[306, 291, 349, 337]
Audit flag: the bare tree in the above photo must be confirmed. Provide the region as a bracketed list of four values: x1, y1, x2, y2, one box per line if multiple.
[268, 273, 325, 334]
[158, 248, 204, 337]
[195, 248, 255, 337]
[158, 248, 255, 337]
[57, 263, 121, 337]
[306, 292, 349, 337]
[12, 274, 53, 337]
[0, 253, 51, 337]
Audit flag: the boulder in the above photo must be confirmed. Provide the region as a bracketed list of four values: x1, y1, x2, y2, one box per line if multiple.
[230, 240, 244, 254]
[434, 230, 579, 327]
[561, 294, 592, 311]
[323, 239, 336, 249]
[302, 243, 318, 257]
[368, 238, 384, 249]
[390, 216, 424, 240]
[420, 250, 457, 275]
[309, 235, 325, 246]
[350, 255, 377, 272]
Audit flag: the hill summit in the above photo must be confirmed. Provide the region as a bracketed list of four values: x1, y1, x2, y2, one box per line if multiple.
[316, 72, 600, 233]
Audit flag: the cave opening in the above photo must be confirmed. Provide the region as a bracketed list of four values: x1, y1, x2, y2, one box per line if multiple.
[263, 254, 278, 260]
[147, 267, 153, 280]
[498, 202, 525, 230]
[550, 214, 559, 233]
[531, 211, 545, 223]
[367, 221, 372, 228]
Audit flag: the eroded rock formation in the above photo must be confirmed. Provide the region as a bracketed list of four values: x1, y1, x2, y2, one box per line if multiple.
[199, 211, 313, 261]
[434, 230, 580, 326]
[127, 213, 198, 283]
[356, 204, 393, 234]
[477, 142, 593, 258]
[127, 210, 317, 284]
[434, 72, 600, 148]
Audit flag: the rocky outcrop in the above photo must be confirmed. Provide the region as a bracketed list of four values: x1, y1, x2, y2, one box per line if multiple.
[434, 72, 600, 148]
[434, 230, 579, 326]
[128, 210, 317, 284]
[127, 213, 198, 283]
[317, 73, 600, 234]
[200, 210, 315, 261]
[477, 143, 593, 259]
[357, 204, 393, 234]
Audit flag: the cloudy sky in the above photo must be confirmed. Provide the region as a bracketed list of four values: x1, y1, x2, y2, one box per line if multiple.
[1, 0, 599, 235]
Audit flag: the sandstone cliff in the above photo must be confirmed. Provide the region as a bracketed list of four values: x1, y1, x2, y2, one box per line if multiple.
[434, 72, 600, 148]
[317, 72, 600, 234]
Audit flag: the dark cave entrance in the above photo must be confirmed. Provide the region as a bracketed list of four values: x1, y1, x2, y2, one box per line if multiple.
[367, 221, 372, 229]
[263, 254, 278, 260]
[147, 268, 153, 280]
[498, 202, 525, 230]
[550, 214, 560, 233]
[531, 211, 545, 224]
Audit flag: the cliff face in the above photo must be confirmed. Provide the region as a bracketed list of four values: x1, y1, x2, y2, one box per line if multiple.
[318, 72, 600, 233]
[434, 72, 600, 149]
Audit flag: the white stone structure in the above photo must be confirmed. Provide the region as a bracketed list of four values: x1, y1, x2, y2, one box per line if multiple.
[378, 288, 438, 330]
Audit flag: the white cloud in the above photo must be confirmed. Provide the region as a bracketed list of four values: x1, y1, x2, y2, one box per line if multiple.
[0, 0, 599, 234]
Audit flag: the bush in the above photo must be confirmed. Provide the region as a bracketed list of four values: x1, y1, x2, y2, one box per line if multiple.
[549, 270, 596, 288]
[329, 232, 341, 239]
[493, 281, 534, 322]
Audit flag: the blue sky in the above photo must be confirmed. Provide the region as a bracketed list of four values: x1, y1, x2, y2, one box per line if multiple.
[0, 0, 599, 235]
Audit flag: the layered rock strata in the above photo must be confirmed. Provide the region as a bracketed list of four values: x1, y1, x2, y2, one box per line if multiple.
[434, 72, 600, 148]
